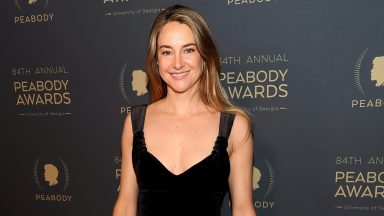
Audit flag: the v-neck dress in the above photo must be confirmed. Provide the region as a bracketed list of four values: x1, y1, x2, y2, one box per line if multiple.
[131, 104, 235, 216]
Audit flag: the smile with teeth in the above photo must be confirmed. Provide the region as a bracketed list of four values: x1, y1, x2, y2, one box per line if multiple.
[170, 71, 189, 78]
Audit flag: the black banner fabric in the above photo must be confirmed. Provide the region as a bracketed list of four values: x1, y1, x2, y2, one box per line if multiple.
[1, 1, 383, 215]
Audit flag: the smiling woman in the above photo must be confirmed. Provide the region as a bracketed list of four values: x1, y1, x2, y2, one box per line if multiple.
[157, 21, 204, 94]
[113, 4, 256, 216]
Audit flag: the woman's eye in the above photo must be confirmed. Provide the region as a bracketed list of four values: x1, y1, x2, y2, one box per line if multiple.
[185, 48, 195, 54]
[161, 50, 172, 56]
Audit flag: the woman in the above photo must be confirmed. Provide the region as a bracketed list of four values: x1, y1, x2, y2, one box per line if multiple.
[113, 5, 256, 216]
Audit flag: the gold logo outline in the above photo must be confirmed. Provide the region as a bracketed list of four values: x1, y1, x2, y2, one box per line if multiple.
[354, 48, 368, 96]
[33, 156, 70, 192]
[253, 158, 275, 198]
[119, 63, 130, 103]
[14, 0, 49, 13]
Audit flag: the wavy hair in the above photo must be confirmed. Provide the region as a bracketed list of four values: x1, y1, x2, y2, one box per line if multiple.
[146, 5, 249, 120]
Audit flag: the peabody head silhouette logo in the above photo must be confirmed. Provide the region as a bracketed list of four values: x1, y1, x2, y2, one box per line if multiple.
[371, 56, 384, 87]
[14, 0, 49, 13]
[253, 167, 261, 190]
[253, 159, 275, 198]
[119, 63, 149, 104]
[131, 70, 148, 96]
[33, 157, 70, 192]
[354, 48, 384, 96]
[44, 164, 59, 186]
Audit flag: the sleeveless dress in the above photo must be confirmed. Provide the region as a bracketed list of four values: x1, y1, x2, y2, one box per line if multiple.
[131, 105, 235, 216]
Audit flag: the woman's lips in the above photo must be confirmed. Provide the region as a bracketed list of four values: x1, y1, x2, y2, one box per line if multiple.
[170, 71, 189, 79]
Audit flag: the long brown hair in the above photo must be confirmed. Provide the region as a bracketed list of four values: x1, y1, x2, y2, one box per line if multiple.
[146, 5, 249, 119]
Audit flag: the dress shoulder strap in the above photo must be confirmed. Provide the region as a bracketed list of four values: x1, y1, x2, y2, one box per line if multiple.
[218, 112, 236, 139]
[130, 104, 147, 134]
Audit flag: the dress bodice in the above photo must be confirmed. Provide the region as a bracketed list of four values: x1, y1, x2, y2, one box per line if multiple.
[131, 105, 235, 216]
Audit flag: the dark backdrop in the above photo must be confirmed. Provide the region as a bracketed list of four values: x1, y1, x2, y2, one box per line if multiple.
[1, 0, 383, 215]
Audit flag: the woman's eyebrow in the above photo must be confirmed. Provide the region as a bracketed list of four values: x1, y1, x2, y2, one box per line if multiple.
[158, 43, 197, 49]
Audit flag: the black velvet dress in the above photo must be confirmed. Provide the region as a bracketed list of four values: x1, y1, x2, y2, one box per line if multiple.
[131, 105, 235, 216]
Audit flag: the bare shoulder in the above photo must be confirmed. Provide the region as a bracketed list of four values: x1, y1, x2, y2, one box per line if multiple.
[126, 103, 150, 132]
[233, 112, 251, 131]
[228, 112, 253, 153]
[145, 100, 163, 117]
[121, 112, 133, 149]
[123, 112, 133, 133]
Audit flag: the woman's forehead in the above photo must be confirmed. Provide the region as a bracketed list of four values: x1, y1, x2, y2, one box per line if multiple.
[157, 22, 195, 47]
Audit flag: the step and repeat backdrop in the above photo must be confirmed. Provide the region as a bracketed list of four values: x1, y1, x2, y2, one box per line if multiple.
[1, 0, 383, 216]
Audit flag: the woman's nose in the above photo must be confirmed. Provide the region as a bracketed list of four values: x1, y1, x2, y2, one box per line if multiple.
[173, 53, 184, 69]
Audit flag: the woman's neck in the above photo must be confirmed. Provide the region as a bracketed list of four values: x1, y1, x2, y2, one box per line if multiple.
[160, 91, 208, 117]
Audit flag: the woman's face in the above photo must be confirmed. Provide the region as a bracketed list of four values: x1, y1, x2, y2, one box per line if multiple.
[156, 21, 203, 95]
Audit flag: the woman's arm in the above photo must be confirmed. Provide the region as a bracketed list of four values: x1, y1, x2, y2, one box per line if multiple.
[228, 113, 257, 216]
[112, 113, 139, 216]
